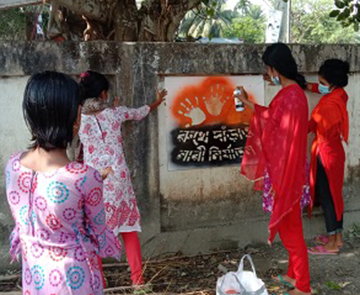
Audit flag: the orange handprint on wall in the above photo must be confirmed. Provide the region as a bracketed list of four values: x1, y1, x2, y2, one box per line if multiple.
[171, 77, 255, 128]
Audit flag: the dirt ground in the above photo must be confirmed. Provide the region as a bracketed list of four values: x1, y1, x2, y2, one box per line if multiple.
[1, 234, 359, 295]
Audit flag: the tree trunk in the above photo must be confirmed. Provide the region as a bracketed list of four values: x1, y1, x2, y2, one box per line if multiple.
[137, 0, 202, 41]
[55, 0, 203, 41]
[114, 0, 138, 41]
[58, 0, 111, 22]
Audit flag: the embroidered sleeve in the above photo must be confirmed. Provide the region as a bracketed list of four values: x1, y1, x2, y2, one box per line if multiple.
[115, 105, 150, 122]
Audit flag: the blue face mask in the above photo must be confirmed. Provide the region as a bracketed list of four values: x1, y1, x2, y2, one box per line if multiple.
[318, 83, 332, 95]
[271, 76, 281, 86]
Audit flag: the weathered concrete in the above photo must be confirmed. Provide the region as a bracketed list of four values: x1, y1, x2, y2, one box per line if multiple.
[0, 42, 360, 272]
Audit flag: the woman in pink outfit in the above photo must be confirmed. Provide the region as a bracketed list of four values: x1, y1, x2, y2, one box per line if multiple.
[5, 71, 121, 295]
[78, 71, 167, 290]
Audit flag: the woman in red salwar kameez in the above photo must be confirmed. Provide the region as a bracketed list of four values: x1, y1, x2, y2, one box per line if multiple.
[236, 43, 311, 295]
[306, 59, 349, 255]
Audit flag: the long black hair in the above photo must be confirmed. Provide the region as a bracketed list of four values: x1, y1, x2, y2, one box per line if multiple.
[319, 59, 350, 88]
[262, 43, 307, 89]
[79, 70, 109, 101]
[23, 71, 80, 151]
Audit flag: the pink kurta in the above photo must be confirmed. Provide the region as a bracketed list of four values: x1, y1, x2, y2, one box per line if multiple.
[5, 152, 121, 295]
[79, 105, 150, 235]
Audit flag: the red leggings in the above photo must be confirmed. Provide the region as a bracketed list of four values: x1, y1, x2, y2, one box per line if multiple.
[278, 204, 311, 293]
[98, 232, 144, 287]
[121, 232, 144, 285]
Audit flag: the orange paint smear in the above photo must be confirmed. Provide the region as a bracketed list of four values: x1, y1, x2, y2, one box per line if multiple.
[171, 77, 257, 128]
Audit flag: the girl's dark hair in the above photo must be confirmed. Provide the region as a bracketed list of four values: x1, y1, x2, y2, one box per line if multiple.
[79, 70, 109, 101]
[262, 43, 307, 89]
[23, 71, 80, 151]
[318, 59, 350, 88]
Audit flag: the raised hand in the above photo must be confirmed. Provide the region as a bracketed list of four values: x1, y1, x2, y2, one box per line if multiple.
[150, 88, 168, 111]
[156, 88, 168, 103]
[113, 96, 121, 108]
[100, 167, 114, 180]
[234, 86, 254, 111]
[263, 73, 275, 86]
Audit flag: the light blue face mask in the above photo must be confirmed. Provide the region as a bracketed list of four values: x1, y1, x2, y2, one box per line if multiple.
[318, 83, 332, 95]
[271, 76, 281, 86]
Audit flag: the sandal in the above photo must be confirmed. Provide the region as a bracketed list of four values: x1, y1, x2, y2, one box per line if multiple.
[273, 274, 295, 289]
[313, 235, 328, 245]
[308, 246, 339, 255]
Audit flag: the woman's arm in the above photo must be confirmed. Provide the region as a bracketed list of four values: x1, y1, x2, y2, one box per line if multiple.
[234, 86, 255, 111]
[306, 83, 320, 94]
[114, 89, 167, 121]
[150, 88, 167, 111]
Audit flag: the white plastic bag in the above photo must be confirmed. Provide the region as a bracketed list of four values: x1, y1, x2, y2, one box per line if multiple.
[216, 254, 268, 295]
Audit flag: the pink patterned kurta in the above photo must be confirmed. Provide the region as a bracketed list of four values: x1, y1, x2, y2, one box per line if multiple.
[5, 152, 122, 295]
[79, 105, 150, 235]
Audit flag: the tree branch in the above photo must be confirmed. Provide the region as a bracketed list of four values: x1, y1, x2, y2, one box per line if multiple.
[58, 0, 111, 22]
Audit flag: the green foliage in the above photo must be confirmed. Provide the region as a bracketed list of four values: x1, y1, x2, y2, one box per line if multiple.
[326, 281, 342, 290]
[345, 223, 360, 239]
[178, 0, 235, 39]
[178, 0, 266, 42]
[222, 17, 265, 43]
[222, 5, 266, 43]
[0, 6, 50, 41]
[330, 0, 360, 31]
[291, 0, 360, 43]
[235, 0, 252, 14]
[0, 8, 27, 41]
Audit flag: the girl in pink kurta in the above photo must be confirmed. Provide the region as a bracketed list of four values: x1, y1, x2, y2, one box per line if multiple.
[78, 71, 166, 289]
[6, 71, 121, 295]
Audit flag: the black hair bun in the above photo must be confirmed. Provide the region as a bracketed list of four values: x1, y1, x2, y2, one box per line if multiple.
[324, 59, 350, 74]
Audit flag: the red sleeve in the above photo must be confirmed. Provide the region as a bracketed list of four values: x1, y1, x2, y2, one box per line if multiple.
[311, 83, 320, 94]
[254, 104, 269, 118]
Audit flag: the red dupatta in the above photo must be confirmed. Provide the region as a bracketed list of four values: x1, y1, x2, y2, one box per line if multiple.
[241, 84, 309, 245]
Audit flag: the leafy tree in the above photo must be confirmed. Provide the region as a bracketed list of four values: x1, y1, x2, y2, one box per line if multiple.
[178, 0, 234, 39]
[235, 0, 252, 14]
[329, 0, 360, 31]
[223, 16, 265, 43]
[0, 0, 207, 41]
[222, 4, 266, 43]
[291, 0, 360, 43]
[0, 8, 27, 40]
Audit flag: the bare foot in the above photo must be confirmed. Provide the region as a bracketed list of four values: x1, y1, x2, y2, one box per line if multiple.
[273, 274, 296, 287]
[288, 288, 311, 295]
[321, 242, 340, 252]
[336, 233, 344, 249]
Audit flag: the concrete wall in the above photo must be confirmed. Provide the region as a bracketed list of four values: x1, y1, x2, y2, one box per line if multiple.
[0, 42, 360, 271]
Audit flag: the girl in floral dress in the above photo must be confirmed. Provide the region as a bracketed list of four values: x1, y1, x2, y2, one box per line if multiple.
[78, 71, 166, 289]
[5, 71, 121, 295]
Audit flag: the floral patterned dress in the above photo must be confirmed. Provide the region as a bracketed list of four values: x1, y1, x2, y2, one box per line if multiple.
[5, 152, 122, 295]
[79, 105, 150, 235]
[263, 162, 311, 213]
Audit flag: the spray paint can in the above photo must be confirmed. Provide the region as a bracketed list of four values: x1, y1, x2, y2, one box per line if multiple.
[233, 87, 244, 112]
